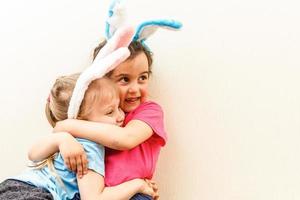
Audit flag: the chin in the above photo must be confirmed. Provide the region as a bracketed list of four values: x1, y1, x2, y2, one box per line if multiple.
[123, 103, 139, 113]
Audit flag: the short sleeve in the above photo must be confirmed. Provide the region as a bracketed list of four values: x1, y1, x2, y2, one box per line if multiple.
[77, 139, 105, 176]
[128, 101, 167, 146]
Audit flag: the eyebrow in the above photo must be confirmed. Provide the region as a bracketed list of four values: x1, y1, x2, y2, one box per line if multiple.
[140, 71, 150, 75]
[114, 74, 128, 78]
[114, 71, 149, 78]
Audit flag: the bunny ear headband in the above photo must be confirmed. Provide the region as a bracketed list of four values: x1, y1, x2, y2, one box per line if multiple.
[67, 0, 182, 119]
[67, 26, 134, 119]
[105, 0, 182, 47]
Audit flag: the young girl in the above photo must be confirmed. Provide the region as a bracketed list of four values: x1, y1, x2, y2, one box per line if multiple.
[29, 39, 167, 200]
[0, 74, 157, 200]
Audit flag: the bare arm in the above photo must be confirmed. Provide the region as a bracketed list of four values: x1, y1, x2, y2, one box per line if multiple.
[77, 170, 156, 200]
[28, 132, 70, 161]
[28, 132, 88, 177]
[29, 118, 153, 174]
[54, 119, 153, 150]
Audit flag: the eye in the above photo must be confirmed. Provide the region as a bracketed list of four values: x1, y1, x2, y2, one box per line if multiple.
[106, 110, 113, 115]
[119, 76, 130, 83]
[139, 74, 148, 81]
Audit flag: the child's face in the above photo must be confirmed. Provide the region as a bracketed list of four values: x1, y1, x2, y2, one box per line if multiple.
[109, 52, 150, 113]
[87, 97, 125, 126]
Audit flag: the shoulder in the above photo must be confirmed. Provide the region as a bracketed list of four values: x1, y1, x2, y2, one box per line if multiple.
[139, 101, 163, 109]
[131, 101, 164, 115]
[126, 101, 167, 145]
[126, 101, 164, 123]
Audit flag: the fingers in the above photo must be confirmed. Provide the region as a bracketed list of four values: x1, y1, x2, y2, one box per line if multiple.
[152, 183, 158, 192]
[145, 179, 158, 190]
[64, 158, 71, 171]
[69, 157, 77, 172]
[63, 154, 88, 178]
[144, 179, 159, 199]
[81, 154, 88, 175]
[76, 156, 83, 178]
[150, 188, 159, 199]
[76, 155, 89, 178]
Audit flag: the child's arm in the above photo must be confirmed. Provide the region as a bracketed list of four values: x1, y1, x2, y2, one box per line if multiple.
[28, 120, 152, 173]
[77, 170, 157, 200]
[54, 119, 153, 150]
[28, 132, 69, 161]
[28, 132, 88, 177]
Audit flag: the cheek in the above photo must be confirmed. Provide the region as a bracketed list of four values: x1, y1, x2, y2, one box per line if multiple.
[141, 85, 148, 95]
[116, 86, 126, 98]
[140, 86, 148, 101]
[141, 89, 147, 96]
[107, 118, 116, 125]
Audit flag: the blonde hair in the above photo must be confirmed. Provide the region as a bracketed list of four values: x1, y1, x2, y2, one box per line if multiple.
[45, 74, 118, 127]
[33, 74, 118, 184]
[45, 73, 79, 127]
[78, 77, 119, 120]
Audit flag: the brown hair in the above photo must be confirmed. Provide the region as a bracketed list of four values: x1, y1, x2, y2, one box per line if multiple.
[93, 40, 153, 75]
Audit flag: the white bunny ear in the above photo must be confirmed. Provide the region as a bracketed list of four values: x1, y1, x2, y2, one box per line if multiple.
[133, 19, 183, 42]
[68, 47, 130, 119]
[68, 25, 135, 119]
[105, 0, 127, 39]
[97, 26, 134, 60]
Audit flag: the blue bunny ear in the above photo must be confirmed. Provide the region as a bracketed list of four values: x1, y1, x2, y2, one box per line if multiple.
[105, 0, 127, 39]
[133, 19, 183, 42]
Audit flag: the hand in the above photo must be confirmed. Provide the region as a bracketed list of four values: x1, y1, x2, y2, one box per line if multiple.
[58, 133, 88, 178]
[145, 179, 159, 200]
[139, 179, 159, 200]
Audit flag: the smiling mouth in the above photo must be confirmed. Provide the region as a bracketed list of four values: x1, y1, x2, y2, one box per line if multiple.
[125, 97, 140, 104]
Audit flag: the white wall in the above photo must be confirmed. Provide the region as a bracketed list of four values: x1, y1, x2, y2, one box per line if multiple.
[1, 0, 300, 199]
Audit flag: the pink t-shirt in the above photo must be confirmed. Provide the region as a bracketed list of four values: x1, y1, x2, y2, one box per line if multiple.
[104, 101, 167, 186]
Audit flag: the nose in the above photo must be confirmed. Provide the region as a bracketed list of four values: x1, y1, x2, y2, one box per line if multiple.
[116, 108, 125, 124]
[128, 82, 138, 93]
